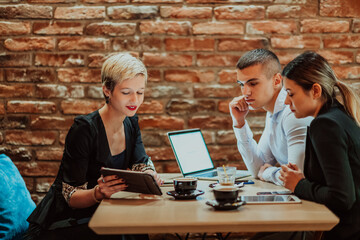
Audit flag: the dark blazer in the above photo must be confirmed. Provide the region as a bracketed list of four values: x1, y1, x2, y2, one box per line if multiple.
[27, 111, 151, 230]
[294, 100, 360, 240]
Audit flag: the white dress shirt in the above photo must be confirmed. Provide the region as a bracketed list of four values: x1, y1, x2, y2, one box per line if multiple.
[232, 89, 313, 185]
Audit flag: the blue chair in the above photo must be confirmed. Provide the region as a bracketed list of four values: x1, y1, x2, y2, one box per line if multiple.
[0, 154, 36, 240]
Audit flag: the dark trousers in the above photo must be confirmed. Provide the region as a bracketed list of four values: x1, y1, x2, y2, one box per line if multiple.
[251, 231, 316, 240]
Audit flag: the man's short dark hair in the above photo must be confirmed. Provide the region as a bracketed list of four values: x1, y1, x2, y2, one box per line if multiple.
[236, 49, 281, 79]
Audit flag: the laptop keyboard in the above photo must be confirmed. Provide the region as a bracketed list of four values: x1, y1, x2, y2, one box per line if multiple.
[194, 171, 218, 177]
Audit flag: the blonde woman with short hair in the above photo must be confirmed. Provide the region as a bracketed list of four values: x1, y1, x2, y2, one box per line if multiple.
[26, 53, 161, 240]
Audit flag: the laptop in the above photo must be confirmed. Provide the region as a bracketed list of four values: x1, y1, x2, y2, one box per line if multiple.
[167, 128, 250, 180]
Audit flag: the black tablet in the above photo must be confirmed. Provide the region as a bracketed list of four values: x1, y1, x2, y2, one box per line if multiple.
[100, 167, 162, 196]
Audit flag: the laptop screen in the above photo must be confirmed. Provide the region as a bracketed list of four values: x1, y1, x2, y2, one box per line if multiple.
[168, 129, 214, 175]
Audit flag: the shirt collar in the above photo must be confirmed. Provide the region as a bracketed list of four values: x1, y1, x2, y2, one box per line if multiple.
[269, 88, 287, 120]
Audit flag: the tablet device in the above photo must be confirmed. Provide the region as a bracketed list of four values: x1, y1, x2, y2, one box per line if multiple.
[100, 168, 162, 196]
[240, 195, 301, 204]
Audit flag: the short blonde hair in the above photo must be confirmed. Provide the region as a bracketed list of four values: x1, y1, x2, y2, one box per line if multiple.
[101, 53, 147, 103]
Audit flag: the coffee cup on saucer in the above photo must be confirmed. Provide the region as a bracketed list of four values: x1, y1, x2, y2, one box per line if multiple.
[213, 186, 240, 204]
[173, 178, 197, 195]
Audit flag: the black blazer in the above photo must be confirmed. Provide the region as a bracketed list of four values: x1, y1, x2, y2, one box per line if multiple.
[27, 111, 151, 230]
[294, 100, 360, 240]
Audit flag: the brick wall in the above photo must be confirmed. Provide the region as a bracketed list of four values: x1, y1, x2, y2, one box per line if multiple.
[1, 0, 359, 202]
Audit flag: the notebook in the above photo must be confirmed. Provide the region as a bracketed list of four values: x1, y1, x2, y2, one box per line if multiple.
[167, 128, 250, 180]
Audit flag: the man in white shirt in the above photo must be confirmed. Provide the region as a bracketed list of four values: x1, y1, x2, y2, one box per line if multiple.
[230, 49, 312, 185]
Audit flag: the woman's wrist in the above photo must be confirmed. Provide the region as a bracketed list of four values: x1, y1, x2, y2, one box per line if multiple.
[93, 185, 105, 203]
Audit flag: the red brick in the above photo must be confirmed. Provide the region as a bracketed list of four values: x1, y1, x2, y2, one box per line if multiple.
[36, 148, 64, 161]
[301, 19, 350, 33]
[35, 53, 84, 67]
[35, 177, 55, 193]
[58, 37, 110, 51]
[160, 6, 211, 19]
[271, 36, 321, 49]
[113, 37, 162, 51]
[193, 22, 244, 35]
[186, 0, 272, 2]
[6, 130, 57, 146]
[165, 69, 214, 83]
[133, 0, 182, 2]
[23, 177, 34, 192]
[208, 146, 242, 161]
[88, 54, 106, 68]
[61, 100, 103, 114]
[357, 52, 360, 63]
[275, 51, 302, 65]
[0, 147, 32, 161]
[247, 21, 297, 34]
[323, 35, 360, 48]
[333, 66, 360, 79]
[0, 70, 3, 82]
[166, 99, 216, 115]
[137, 100, 164, 114]
[215, 6, 265, 20]
[7, 101, 56, 114]
[0, 84, 33, 98]
[218, 70, 237, 84]
[83, 0, 126, 2]
[320, 0, 360, 17]
[86, 22, 136, 36]
[14, 161, 60, 176]
[218, 38, 267, 51]
[267, 5, 316, 18]
[36, 84, 84, 98]
[143, 53, 192, 67]
[54, 6, 105, 19]
[218, 99, 231, 113]
[216, 130, 236, 145]
[273, 0, 307, 2]
[354, 19, 360, 33]
[147, 85, 191, 98]
[165, 38, 214, 51]
[196, 54, 239, 67]
[140, 21, 191, 35]
[318, 50, 353, 64]
[194, 84, 240, 98]
[30, 116, 74, 130]
[0, 54, 31, 67]
[188, 116, 232, 129]
[139, 116, 184, 130]
[0, 21, 30, 35]
[108, 6, 158, 20]
[142, 132, 164, 146]
[0, 4, 52, 19]
[0, 102, 5, 115]
[6, 69, 55, 83]
[87, 86, 103, 99]
[145, 147, 175, 161]
[0, 116, 28, 129]
[4, 37, 55, 51]
[57, 68, 101, 83]
[148, 69, 161, 82]
[33, 22, 83, 35]
[60, 131, 67, 145]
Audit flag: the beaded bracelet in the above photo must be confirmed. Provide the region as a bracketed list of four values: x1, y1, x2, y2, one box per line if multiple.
[93, 185, 101, 203]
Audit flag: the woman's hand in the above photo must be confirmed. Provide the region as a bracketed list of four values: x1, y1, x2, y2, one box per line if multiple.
[143, 170, 164, 186]
[279, 163, 304, 192]
[97, 175, 128, 199]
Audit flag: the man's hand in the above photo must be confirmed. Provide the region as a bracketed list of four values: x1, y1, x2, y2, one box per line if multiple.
[144, 170, 164, 186]
[229, 96, 250, 128]
[258, 163, 273, 180]
[279, 164, 304, 192]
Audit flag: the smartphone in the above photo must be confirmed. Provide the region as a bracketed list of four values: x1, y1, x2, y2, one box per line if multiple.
[256, 190, 292, 195]
[235, 179, 254, 184]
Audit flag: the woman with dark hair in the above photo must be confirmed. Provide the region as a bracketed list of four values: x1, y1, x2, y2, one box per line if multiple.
[26, 53, 163, 240]
[280, 51, 360, 240]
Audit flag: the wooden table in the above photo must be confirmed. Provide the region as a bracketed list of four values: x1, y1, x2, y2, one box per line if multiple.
[89, 174, 339, 235]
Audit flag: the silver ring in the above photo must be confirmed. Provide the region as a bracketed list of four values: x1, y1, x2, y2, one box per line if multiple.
[102, 179, 105, 183]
